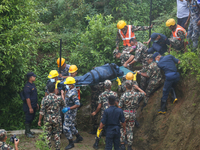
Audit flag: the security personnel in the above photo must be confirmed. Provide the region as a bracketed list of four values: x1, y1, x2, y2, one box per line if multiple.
[0, 129, 20, 150]
[154, 52, 180, 114]
[23, 72, 39, 138]
[62, 77, 83, 149]
[99, 95, 126, 150]
[57, 58, 71, 79]
[116, 20, 152, 52]
[185, 0, 200, 50]
[45, 70, 60, 96]
[118, 80, 146, 150]
[145, 33, 170, 55]
[138, 54, 163, 110]
[91, 80, 118, 150]
[166, 18, 187, 52]
[38, 82, 65, 150]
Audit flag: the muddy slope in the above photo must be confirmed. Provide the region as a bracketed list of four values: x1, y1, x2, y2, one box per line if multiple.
[133, 76, 200, 150]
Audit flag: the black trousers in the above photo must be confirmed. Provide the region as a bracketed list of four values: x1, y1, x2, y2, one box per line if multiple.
[23, 104, 37, 124]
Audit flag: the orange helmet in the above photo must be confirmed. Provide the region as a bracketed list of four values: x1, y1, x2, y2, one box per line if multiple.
[57, 58, 65, 67]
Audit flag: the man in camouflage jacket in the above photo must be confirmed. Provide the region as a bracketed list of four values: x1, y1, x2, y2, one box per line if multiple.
[138, 54, 163, 108]
[118, 80, 146, 150]
[91, 80, 118, 150]
[38, 82, 65, 150]
[0, 129, 19, 150]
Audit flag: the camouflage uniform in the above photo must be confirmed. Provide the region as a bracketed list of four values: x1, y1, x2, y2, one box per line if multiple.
[120, 53, 133, 70]
[63, 87, 80, 140]
[169, 30, 186, 50]
[0, 129, 14, 150]
[40, 93, 65, 149]
[118, 80, 145, 146]
[90, 83, 104, 128]
[59, 64, 71, 78]
[132, 42, 148, 90]
[116, 25, 151, 51]
[187, 0, 200, 49]
[144, 61, 163, 103]
[118, 77, 138, 96]
[98, 89, 118, 119]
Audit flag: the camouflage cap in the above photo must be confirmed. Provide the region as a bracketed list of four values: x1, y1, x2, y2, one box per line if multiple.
[104, 80, 112, 88]
[0, 129, 7, 140]
[125, 80, 133, 87]
[146, 54, 153, 59]
[113, 49, 120, 58]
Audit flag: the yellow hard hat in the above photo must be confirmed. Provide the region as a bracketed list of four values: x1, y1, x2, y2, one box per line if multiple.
[64, 77, 76, 85]
[48, 70, 59, 79]
[57, 58, 65, 67]
[117, 20, 126, 29]
[68, 65, 78, 73]
[126, 72, 134, 80]
[166, 18, 176, 27]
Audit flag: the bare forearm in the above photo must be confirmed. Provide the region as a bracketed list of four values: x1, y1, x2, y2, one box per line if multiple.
[122, 122, 126, 130]
[39, 114, 43, 122]
[99, 122, 104, 130]
[125, 55, 134, 64]
[26, 98, 32, 109]
[140, 72, 149, 78]
[70, 104, 80, 110]
[95, 104, 102, 114]
[129, 60, 136, 65]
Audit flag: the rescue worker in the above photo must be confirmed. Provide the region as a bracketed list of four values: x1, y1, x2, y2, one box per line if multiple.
[89, 83, 104, 134]
[116, 20, 153, 52]
[118, 80, 146, 150]
[128, 38, 149, 90]
[166, 18, 187, 52]
[45, 70, 60, 96]
[57, 58, 71, 79]
[184, 0, 200, 50]
[0, 129, 20, 150]
[23, 72, 39, 138]
[38, 82, 65, 150]
[62, 77, 83, 149]
[91, 80, 118, 150]
[99, 95, 126, 150]
[144, 33, 170, 55]
[138, 54, 163, 110]
[113, 49, 134, 70]
[154, 52, 180, 114]
[116, 72, 138, 94]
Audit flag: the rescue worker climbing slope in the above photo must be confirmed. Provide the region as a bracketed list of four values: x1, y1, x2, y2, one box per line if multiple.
[62, 77, 83, 149]
[116, 20, 153, 53]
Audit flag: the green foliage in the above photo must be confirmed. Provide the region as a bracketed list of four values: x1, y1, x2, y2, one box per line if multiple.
[35, 125, 50, 150]
[69, 14, 117, 73]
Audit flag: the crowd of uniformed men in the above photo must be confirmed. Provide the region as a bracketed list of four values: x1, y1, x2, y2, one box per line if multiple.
[1, 1, 200, 149]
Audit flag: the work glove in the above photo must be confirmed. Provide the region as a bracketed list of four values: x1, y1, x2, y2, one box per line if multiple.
[55, 80, 61, 89]
[96, 128, 102, 138]
[116, 77, 122, 86]
[62, 107, 70, 113]
[133, 71, 137, 81]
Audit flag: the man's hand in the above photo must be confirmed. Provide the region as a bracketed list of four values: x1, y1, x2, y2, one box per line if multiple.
[62, 107, 70, 113]
[37, 104, 39, 110]
[38, 121, 41, 126]
[59, 74, 63, 78]
[29, 108, 34, 114]
[123, 128, 126, 135]
[123, 63, 128, 68]
[150, 24, 153, 28]
[91, 112, 96, 116]
[14, 138, 19, 150]
[184, 22, 188, 29]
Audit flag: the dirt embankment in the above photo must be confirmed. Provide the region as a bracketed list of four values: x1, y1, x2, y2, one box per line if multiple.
[133, 75, 200, 150]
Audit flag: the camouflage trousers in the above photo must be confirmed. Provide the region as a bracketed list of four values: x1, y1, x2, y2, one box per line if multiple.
[122, 46, 132, 53]
[144, 79, 163, 103]
[140, 76, 147, 91]
[91, 96, 100, 128]
[45, 122, 61, 149]
[120, 110, 136, 146]
[63, 112, 78, 140]
[187, 19, 200, 49]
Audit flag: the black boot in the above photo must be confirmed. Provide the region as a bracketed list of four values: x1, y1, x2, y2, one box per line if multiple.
[93, 138, 100, 150]
[25, 124, 35, 138]
[171, 88, 178, 104]
[158, 101, 166, 114]
[65, 139, 74, 150]
[30, 124, 35, 135]
[120, 144, 126, 150]
[127, 145, 133, 150]
[135, 119, 140, 128]
[73, 134, 83, 143]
